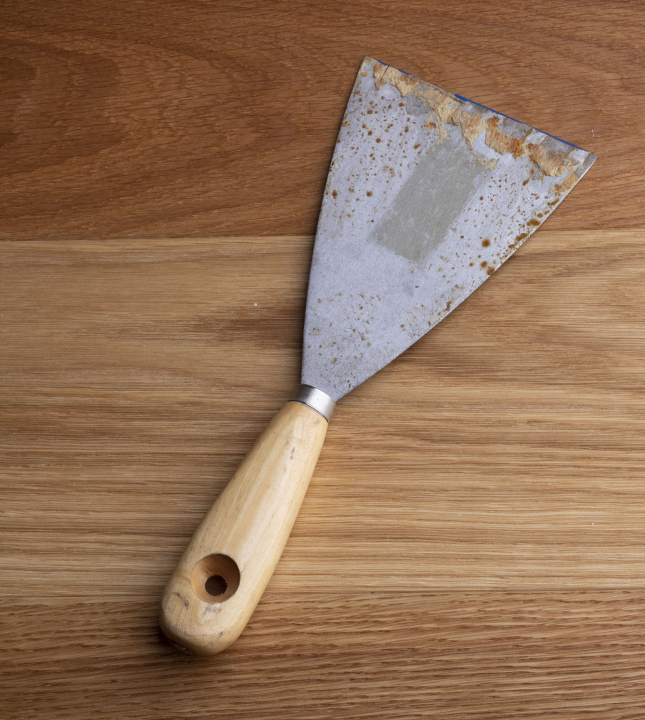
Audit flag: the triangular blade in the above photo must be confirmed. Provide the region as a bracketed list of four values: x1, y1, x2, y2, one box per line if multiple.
[302, 57, 596, 401]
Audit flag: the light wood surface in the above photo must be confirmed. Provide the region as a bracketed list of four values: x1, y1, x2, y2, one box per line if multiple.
[2, 231, 645, 717]
[3, 593, 645, 720]
[160, 401, 328, 655]
[0, 0, 642, 241]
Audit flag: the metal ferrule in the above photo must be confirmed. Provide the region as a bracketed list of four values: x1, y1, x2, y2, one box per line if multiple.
[291, 384, 335, 422]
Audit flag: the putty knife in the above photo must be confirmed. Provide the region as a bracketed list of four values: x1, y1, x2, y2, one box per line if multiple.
[160, 56, 596, 655]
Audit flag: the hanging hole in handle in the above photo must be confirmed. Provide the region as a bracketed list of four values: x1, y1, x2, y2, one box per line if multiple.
[205, 574, 227, 596]
[191, 554, 240, 603]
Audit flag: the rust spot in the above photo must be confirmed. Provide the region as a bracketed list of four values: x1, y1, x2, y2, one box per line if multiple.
[366, 190, 373, 197]
[480, 261, 487, 268]
[376, 137, 381, 143]
[332, 189, 338, 198]
[485, 117, 525, 158]
[342, 120, 350, 127]
[367, 109, 373, 114]
[527, 218, 540, 227]
[522, 178, 530, 186]
[553, 170, 577, 195]
[486, 266, 495, 276]
[482, 239, 491, 247]
[405, 126, 409, 132]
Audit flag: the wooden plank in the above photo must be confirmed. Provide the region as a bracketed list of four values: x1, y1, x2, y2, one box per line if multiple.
[2, 592, 645, 719]
[0, 1, 640, 240]
[2, 231, 645, 597]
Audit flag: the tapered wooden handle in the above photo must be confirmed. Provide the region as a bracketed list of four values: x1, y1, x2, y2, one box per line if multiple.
[159, 401, 328, 655]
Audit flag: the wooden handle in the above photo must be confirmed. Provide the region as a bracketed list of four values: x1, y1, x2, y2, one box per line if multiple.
[159, 401, 328, 655]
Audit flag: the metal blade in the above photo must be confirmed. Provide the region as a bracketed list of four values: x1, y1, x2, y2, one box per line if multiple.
[302, 56, 596, 401]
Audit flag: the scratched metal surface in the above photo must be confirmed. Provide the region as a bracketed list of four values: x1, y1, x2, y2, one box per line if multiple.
[302, 57, 596, 401]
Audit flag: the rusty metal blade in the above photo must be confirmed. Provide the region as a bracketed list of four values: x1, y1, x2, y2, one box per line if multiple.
[302, 57, 596, 401]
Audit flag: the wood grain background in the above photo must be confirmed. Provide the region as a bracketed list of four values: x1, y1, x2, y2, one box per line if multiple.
[1, 0, 643, 241]
[2, 1, 645, 718]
